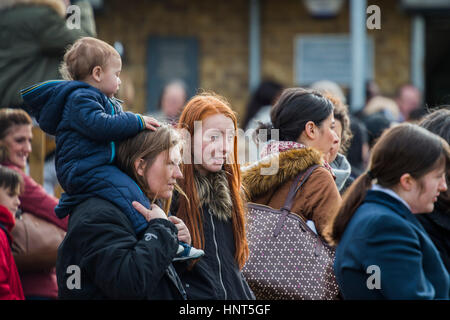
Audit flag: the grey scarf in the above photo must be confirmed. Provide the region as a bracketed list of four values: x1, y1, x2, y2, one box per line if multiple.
[331, 153, 352, 191]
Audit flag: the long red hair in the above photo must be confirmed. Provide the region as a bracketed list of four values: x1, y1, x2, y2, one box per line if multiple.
[177, 92, 249, 269]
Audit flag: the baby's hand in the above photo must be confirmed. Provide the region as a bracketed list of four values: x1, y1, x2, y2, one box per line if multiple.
[132, 201, 167, 221]
[142, 116, 160, 131]
[168, 216, 191, 245]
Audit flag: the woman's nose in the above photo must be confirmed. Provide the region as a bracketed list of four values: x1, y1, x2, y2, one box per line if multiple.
[333, 131, 340, 144]
[25, 141, 32, 153]
[439, 176, 448, 192]
[173, 165, 183, 179]
[221, 137, 233, 156]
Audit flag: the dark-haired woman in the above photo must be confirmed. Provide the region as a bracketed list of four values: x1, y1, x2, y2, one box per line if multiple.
[328, 123, 450, 299]
[242, 87, 342, 238]
[416, 108, 450, 273]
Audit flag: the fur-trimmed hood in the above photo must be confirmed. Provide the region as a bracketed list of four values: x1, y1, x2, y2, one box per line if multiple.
[241, 147, 324, 201]
[0, 0, 66, 16]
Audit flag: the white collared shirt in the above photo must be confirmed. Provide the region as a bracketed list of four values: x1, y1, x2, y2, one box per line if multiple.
[371, 184, 412, 212]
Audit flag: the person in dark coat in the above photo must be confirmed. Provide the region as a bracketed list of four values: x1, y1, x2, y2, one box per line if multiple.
[56, 126, 189, 299]
[328, 123, 450, 299]
[173, 93, 255, 300]
[0, 0, 96, 108]
[416, 108, 450, 273]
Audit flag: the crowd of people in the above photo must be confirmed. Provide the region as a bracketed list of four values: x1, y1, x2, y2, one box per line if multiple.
[0, 0, 449, 301]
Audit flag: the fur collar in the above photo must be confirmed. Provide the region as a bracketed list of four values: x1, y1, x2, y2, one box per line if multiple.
[241, 147, 323, 201]
[194, 170, 233, 221]
[0, 0, 66, 17]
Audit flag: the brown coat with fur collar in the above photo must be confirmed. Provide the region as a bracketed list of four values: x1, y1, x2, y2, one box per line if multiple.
[242, 148, 341, 237]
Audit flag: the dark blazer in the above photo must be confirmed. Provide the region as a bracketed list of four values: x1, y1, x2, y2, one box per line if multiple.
[334, 190, 450, 300]
[416, 203, 450, 274]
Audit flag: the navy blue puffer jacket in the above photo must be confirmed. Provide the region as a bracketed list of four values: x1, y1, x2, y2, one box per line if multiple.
[21, 81, 150, 232]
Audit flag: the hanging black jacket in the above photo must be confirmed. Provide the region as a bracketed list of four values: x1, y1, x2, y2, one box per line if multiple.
[416, 201, 450, 274]
[56, 197, 186, 300]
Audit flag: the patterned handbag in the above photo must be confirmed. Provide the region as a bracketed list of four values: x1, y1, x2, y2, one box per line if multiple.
[242, 165, 340, 300]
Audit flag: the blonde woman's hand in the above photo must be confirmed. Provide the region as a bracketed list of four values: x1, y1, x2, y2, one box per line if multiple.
[132, 201, 167, 221]
[168, 216, 192, 245]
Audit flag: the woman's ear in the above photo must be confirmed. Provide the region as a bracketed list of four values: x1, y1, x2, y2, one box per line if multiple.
[91, 66, 102, 82]
[398, 173, 414, 192]
[304, 121, 317, 140]
[134, 158, 145, 177]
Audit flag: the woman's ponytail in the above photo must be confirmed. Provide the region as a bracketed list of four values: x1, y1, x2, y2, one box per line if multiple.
[325, 171, 374, 246]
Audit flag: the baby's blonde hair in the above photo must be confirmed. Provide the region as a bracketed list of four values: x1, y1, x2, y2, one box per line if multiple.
[60, 37, 121, 81]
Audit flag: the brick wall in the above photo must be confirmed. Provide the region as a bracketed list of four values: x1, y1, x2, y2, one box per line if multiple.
[95, 0, 411, 121]
[262, 0, 411, 97]
[95, 0, 249, 122]
[369, 0, 411, 96]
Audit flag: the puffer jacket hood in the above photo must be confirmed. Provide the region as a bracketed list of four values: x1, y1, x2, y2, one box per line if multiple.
[21, 80, 92, 135]
[242, 147, 323, 201]
[0, 0, 66, 16]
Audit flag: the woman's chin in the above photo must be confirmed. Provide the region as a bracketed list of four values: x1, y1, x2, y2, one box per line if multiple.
[158, 191, 173, 200]
[12, 158, 27, 169]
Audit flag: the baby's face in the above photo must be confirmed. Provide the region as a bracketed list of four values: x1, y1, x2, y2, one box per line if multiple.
[100, 56, 122, 98]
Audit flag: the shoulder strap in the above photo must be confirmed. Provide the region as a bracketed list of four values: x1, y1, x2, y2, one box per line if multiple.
[281, 164, 320, 212]
[272, 164, 320, 237]
[0, 222, 11, 246]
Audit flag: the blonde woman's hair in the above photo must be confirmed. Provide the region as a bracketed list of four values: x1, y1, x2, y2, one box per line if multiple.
[116, 124, 184, 213]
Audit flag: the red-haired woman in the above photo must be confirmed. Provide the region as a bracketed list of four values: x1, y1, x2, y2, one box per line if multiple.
[172, 92, 254, 300]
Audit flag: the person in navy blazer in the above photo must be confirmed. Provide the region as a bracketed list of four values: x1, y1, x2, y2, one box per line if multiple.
[327, 123, 450, 299]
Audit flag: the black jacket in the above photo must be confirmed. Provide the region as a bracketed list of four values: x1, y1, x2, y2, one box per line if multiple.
[56, 197, 186, 300]
[416, 202, 450, 274]
[171, 195, 255, 300]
